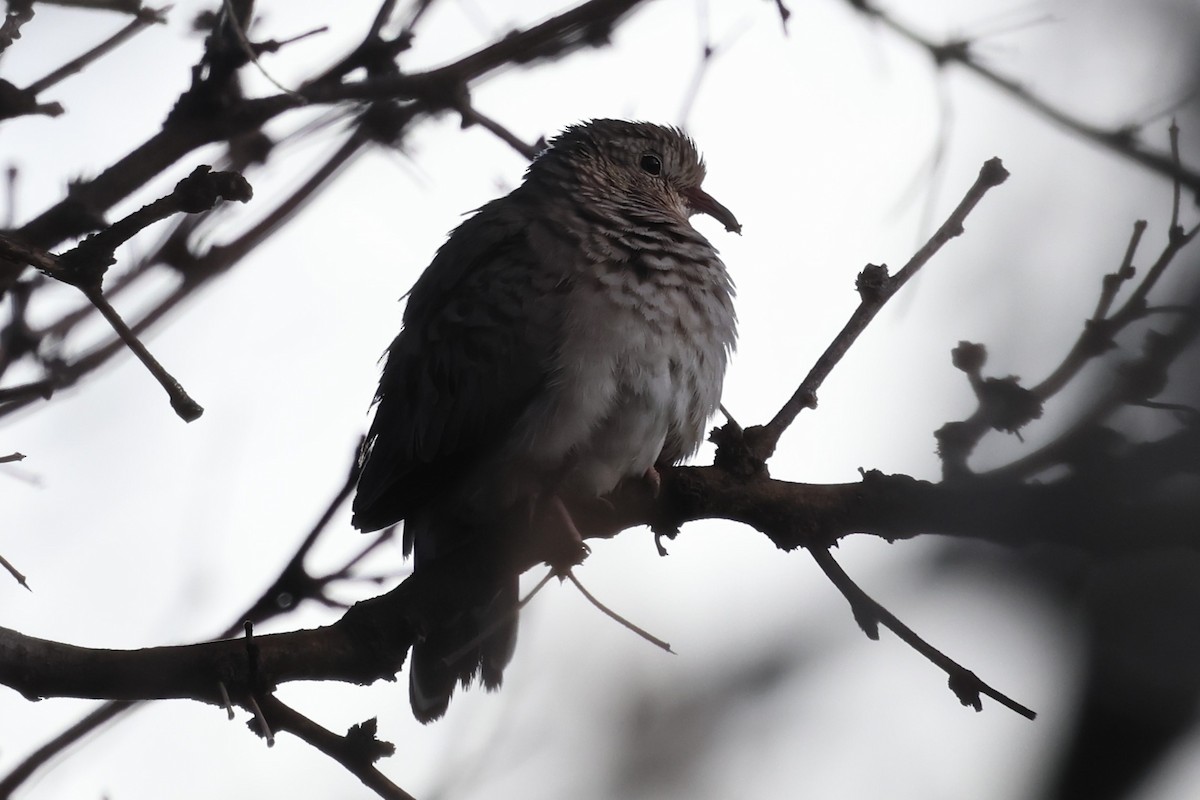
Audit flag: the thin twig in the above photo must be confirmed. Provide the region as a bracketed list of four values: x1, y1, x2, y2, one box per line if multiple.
[564, 569, 673, 653]
[0, 551, 30, 591]
[0, 140, 360, 422]
[810, 546, 1036, 719]
[747, 158, 1008, 460]
[1032, 212, 1199, 403]
[254, 695, 411, 800]
[369, 0, 401, 39]
[81, 286, 204, 421]
[26, 6, 168, 95]
[1169, 119, 1183, 233]
[846, 0, 1200, 193]
[0, 167, 251, 420]
[456, 101, 540, 159]
[245, 693, 274, 746]
[220, 0, 306, 100]
[0, 701, 135, 798]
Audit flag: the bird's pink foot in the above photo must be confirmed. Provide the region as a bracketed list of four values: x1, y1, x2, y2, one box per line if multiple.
[643, 466, 662, 498]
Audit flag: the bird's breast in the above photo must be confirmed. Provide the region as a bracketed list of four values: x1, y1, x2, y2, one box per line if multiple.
[515, 244, 736, 498]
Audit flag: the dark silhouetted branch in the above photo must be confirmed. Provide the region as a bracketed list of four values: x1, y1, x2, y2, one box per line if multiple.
[744, 158, 1009, 463]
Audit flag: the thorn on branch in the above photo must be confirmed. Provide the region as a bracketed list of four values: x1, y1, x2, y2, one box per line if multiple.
[0, 550, 31, 591]
[255, 25, 330, 57]
[771, 0, 791, 33]
[241, 620, 276, 745]
[217, 681, 235, 720]
[245, 692, 275, 747]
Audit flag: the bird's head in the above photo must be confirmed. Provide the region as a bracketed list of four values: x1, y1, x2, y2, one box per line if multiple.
[529, 119, 741, 235]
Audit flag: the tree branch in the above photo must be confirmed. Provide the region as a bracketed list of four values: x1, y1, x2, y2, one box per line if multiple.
[743, 157, 1009, 462]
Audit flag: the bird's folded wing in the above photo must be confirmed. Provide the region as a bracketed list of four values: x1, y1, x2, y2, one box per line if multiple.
[351, 200, 564, 532]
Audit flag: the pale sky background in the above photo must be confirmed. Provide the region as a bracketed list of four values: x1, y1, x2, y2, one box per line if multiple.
[2, 1, 1199, 798]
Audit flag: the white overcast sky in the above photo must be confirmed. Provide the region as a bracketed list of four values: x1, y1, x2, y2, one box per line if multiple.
[3, 1, 1200, 798]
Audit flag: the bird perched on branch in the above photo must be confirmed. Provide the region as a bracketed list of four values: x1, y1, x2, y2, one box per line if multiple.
[352, 119, 740, 722]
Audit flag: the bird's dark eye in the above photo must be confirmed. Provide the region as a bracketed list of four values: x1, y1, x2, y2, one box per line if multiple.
[640, 153, 663, 175]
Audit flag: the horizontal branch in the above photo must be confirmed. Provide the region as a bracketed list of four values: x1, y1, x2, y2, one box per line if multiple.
[3, 430, 1196, 705]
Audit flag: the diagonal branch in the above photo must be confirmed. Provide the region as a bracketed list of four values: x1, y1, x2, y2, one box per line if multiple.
[255, 696, 409, 800]
[25, 6, 167, 95]
[810, 546, 1036, 719]
[743, 157, 1009, 462]
[0, 167, 251, 420]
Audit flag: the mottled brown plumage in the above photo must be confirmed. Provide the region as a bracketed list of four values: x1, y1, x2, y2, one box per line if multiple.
[353, 119, 739, 721]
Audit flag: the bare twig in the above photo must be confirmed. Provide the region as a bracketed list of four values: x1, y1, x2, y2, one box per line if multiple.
[0, 701, 134, 798]
[0, 551, 30, 590]
[219, 0, 306, 100]
[0, 137, 362, 421]
[255, 696, 410, 800]
[59, 165, 252, 285]
[564, 569, 674, 653]
[745, 158, 1009, 461]
[810, 547, 1036, 719]
[0, 167, 250, 420]
[844, 0, 1200, 193]
[941, 139, 1200, 478]
[34, 0, 146, 12]
[456, 101, 540, 159]
[83, 287, 204, 420]
[25, 6, 168, 95]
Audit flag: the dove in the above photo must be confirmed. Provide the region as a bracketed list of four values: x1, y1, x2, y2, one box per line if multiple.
[352, 119, 739, 721]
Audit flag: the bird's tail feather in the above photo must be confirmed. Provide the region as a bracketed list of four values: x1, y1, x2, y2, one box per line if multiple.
[409, 575, 519, 723]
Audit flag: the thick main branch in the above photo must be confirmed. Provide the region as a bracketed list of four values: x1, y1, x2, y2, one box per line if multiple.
[2, 444, 1195, 705]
